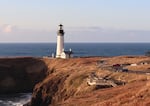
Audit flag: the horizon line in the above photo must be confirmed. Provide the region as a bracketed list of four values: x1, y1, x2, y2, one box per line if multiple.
[1, 42, 150, 44]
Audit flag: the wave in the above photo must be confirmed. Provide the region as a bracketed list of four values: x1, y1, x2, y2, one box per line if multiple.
[0, 93, 31, 106]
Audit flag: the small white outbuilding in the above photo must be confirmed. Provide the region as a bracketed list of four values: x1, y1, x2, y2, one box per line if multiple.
[60, 49, 73, 59]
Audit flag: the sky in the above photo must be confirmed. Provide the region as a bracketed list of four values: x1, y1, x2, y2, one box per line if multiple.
[0, 0, 150, 43]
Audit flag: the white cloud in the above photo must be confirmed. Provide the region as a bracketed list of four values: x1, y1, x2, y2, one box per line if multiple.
[2, 24, 16, 33]
[0, 24, 150, 43]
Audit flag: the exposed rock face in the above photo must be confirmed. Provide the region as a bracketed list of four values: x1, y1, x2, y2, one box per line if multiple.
[29, 73, 70, 106]
[0, 57, 48, 94]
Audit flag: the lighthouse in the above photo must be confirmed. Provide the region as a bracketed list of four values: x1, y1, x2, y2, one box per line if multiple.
[56, 24, 64, 58]
[55, 24, 73, 59]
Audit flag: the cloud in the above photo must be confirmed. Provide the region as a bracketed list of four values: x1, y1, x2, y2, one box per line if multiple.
[0, 24, 55, 43]
[2, 24, 16, 33]
[66, 26, 103, 32]
[0, 24, 150, 43]
[65, 27, 150, 42]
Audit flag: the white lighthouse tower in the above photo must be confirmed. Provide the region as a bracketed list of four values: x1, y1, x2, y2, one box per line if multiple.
[55, 24, 73, 59]
[56, 24, 65, 58]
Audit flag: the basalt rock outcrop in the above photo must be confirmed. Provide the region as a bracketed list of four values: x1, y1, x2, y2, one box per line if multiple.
[0, 57, 48, 94]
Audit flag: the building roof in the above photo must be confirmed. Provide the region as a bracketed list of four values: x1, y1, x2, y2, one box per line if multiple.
[63, 51, 73, 55]
[59, 24, 63, 27]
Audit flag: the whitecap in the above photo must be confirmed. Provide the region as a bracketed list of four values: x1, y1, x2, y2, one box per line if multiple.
[0, 93, 32, 106]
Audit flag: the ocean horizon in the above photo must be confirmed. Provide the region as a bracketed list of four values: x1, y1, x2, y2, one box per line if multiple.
[0, 43, 150, 57]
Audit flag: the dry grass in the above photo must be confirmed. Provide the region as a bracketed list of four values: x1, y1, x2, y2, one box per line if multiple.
[31, 56, 150, 106]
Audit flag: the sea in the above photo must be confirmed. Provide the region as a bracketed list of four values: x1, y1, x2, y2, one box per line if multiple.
[0, 43, 150, 57]
[0, 43, 150, 106]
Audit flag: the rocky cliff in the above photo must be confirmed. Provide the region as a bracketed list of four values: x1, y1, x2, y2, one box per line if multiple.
[0, 57, 47, 94]
[1, 56, 150, 105]
[25, 56, 150, 106]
